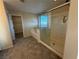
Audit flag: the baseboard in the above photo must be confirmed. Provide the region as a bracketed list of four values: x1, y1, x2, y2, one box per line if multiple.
[0, 44, 13, 51]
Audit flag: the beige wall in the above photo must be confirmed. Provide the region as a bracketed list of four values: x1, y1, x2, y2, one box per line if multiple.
[63, 0, 77, 59]
[9, 11, 38, 37]
[0, 0, 13, 50]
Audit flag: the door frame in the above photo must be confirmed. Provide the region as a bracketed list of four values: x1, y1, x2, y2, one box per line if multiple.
[9, 14, 24, 38]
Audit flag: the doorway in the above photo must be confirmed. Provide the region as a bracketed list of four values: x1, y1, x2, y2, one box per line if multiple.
[12, 15, 23, 39]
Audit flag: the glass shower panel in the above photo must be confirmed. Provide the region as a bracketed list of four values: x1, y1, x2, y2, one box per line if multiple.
[50, 4, 69, 55]
[50, 16, 68, 54]
[39, 15, 50, 45]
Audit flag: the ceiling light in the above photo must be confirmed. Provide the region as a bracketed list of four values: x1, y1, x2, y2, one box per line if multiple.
[54, 0, 57, 1]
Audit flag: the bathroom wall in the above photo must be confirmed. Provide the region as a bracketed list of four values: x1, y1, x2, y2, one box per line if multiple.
[8, 11, 38, 38]
[63, 0, 77, 59]
[0, 0, 13, 50]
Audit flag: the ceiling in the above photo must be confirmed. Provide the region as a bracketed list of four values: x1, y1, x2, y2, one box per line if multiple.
[4, 0, 67, 14]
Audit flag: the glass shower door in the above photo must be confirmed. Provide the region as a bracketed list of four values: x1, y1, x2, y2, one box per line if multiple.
[39, 15, 50, 45]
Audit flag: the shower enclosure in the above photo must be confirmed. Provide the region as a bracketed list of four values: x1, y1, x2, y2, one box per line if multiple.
[39, 4, 70, 57]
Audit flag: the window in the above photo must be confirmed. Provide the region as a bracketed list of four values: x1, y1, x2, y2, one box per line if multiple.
[39, 15, 48, 27]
